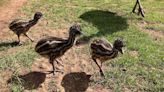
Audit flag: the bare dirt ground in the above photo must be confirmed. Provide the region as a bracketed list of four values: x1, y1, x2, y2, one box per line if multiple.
[138, 21, 164, 42]
[0, 0, 27, 41]
[0, 0, 28, 91]
[1, 1, 163, 92]
[0, 0, 111, 92]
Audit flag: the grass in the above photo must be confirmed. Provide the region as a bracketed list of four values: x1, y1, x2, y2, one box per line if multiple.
[0, 0, 164, 92]
[0, 0, 9, 6]
[145, 23, 164, 32]
[0, 45, 37, 70]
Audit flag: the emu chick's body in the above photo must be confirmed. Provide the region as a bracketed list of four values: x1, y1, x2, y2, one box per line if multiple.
[35, 24, 82, 75]
[90, 38, 124, 77]
[9, 12, 42, 44]
[35, 36, 67, 58]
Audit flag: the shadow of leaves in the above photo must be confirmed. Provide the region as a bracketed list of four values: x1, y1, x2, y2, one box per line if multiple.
[76, 10, 128, 45]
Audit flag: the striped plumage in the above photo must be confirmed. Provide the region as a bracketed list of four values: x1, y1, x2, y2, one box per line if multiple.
[90, 38, 125, 77]
[35, 24, 82, 75]
[9, 12, 43, 44]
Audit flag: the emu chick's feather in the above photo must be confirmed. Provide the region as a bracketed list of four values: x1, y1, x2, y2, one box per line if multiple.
[91, 39, 118, 62]
[35, 24, 82, 75]
[9, 12, 43, 44]
[9, 19, 29, 34]
[90, 38, 124, 77]
[35, 36, 67, 56]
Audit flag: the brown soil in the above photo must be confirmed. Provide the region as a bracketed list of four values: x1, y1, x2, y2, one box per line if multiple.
[0, 0, 27, 41]
[0, 1, 28, 92]
[0, 0, 112, 92]
[138, 21, 164, 42]
[128, 50, 139, 58]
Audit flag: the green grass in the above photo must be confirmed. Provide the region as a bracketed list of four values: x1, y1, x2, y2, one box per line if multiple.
[145, 23, 164, 32]
[0, 0, 9, 6]
[0, 45, 37, 70]
[0, 0, 164, 92]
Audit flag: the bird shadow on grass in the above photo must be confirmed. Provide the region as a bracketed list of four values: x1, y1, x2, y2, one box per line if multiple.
[61, 72, 91, 92]
[0, 41, 19, 51]
[76, 10, 128, 45]
[7, 71, 46, 90]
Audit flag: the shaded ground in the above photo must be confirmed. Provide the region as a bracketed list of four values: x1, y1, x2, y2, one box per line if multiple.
[77, 10, 128, 45]
[79, 10, 128, 36]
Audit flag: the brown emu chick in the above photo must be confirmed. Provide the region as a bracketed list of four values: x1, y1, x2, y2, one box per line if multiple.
[90, 38, 125, 77]
[9, 12, 43, 44]
[35, 24, 82, 75]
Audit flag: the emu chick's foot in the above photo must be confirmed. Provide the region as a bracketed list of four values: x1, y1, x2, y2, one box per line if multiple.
[100, 70, 105, 78]
[18, 41, 23, 45]
[55, 59, 64, 67]
[57, 62, 64, 67]
[47, 69, 64, 75]
[55, 67, 64, 74]
[28, 38, 34, 42]
[31, 39, 34, 42]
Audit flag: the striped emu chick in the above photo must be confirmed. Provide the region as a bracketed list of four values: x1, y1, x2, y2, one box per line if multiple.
[90, 38, 125, 77]
[35, 24, 82, 75]
[9, 12, 43, 44]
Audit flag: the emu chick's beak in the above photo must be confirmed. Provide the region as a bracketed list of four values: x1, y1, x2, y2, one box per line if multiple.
[80, 31, 85, 35]
[119, 49, 123, 54]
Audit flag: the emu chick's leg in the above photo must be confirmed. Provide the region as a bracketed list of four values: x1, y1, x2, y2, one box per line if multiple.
[56, 58, 64, 67]
[24, 33, 34, 42]
[132, 0, 138, 13]
[92, 58, 105, 77]
[54, 59, 64, 74]
[132, 0, 145, 17]
[50, 57, 55, 75]
[100, 62, 103, 68]
[50, 62, 55, 75]
[49, 58, 64, 75]
[138, 1, 145, 17]
[17, 34, 22, 45]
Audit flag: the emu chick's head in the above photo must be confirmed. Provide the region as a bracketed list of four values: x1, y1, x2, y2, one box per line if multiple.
[113, 38, 125, 54]
[34, 12, 43, 20]
[69, 24, 82, 36]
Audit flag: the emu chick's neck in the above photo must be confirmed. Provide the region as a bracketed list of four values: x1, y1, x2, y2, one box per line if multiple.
[27, 18, 39, 28]
[57, 33, 76, 54]
[110, 48, 119, 58]
[66, 33, 76, 47]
